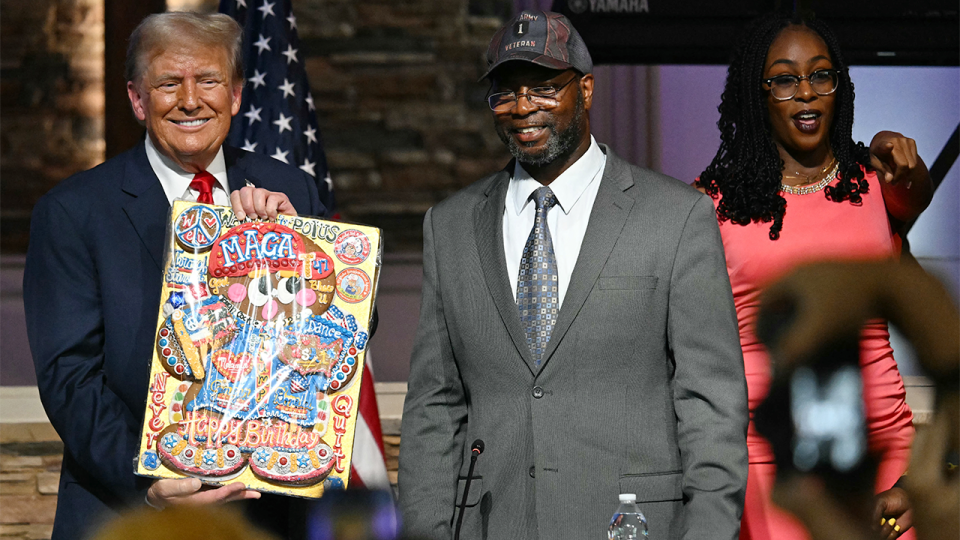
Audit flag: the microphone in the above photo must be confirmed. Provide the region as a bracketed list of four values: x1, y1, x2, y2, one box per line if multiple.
[454, 439, 484, 540]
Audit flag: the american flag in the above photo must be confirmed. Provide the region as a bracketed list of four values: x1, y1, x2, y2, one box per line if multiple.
[219, 0, 390, 490]
[220, 0, 334, 213]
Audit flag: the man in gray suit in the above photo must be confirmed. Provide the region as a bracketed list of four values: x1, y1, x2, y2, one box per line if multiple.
[399, 10, 747, 540]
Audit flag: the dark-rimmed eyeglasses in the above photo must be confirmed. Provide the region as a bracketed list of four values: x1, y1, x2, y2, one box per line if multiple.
[763, 69, 839, 101]
[486, 75, 578, 112]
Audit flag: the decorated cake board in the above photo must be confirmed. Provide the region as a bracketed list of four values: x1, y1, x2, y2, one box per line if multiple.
[135, 200, 381, 498]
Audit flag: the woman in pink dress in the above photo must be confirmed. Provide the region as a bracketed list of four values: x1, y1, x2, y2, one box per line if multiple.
[696, 12, 933, 540]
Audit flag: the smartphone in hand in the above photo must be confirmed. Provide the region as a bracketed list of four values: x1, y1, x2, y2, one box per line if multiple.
[755, 333, 876, 493]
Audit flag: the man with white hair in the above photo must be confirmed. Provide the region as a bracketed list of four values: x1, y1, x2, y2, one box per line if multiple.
[24, 12, 325, 539]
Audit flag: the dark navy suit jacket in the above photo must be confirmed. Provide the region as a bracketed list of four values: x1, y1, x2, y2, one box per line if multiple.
[23, 140, 325, 539]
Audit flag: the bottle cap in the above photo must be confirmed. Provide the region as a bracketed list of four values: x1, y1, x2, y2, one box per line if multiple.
[619, 493, 637, 503]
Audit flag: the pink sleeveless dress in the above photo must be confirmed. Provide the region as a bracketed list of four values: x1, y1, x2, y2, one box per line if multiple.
[713, 169, 915, 540]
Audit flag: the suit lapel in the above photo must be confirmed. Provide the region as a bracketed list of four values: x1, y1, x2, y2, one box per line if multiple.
[538, 147, 636, 371]
[121, 140, 171, 271]
[474, 169, 539, 374]
[225, 146, 257, 192]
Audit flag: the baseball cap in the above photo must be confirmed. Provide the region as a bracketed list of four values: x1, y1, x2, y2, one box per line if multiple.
[481, 10, 593, 81]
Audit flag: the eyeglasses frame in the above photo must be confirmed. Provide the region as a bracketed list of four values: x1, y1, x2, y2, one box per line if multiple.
[762, 68, 840, 101]
[486, 74, 580, 112]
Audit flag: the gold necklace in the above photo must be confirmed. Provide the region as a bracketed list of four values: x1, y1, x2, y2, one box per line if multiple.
[782, 157, 837, 183]
[781, 161, 839, 195]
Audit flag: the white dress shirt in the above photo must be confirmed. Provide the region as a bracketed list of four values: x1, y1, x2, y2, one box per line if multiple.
[503, 136, 606, 308]
[145, 135, 231, 206]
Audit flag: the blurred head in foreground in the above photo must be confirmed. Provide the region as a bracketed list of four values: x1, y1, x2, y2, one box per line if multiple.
[91, 505, 279, 540]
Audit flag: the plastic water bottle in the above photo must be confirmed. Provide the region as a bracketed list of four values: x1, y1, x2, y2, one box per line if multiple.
[607, 493, 649, 539]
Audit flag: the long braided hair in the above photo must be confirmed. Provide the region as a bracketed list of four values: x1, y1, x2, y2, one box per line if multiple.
[699, 11, 871, 240]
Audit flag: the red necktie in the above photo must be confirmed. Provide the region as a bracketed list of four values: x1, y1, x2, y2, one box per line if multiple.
[190, 171, 216, 204]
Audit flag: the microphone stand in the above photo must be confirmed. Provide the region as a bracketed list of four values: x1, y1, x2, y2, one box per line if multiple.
[454, 439, 484, 540]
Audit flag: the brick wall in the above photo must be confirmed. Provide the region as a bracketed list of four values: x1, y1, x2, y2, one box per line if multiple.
[0, 0, 105, 254]
[297, 0, 513, 252]
[0, 424, 62, 540]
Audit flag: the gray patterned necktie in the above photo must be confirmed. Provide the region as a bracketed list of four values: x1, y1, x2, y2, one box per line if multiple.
[517, 186, 560, 366]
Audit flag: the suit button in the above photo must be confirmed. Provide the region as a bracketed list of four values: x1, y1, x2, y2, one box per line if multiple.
[529, 466, 536, 478]
[532, 386, 544, 399]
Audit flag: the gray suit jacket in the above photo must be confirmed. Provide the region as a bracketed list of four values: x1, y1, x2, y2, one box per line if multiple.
[399, 146, 747, 540]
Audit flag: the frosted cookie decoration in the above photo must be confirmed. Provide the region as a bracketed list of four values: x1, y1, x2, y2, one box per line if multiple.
[333, 229, 371, 265]
[141, 450, 160, 471]
[206, 222, 337, 320]
[335, 269, 371, 303]
[137, 201, 381, 499]
[174, 205, 222, 252]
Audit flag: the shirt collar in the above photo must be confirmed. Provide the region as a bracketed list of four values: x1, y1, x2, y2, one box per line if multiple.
[144, 135, 228, 194]
[510, 135, 604, 216]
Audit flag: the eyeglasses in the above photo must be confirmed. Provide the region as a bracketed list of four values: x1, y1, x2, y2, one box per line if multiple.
[486, 75, 578, 112]
[763, 69, 839, 101]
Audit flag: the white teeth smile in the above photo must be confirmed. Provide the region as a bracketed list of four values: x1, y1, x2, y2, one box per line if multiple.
[797, 113, 818, 120]
[174, 119, 208, 127]
[516, 127, 542, 133]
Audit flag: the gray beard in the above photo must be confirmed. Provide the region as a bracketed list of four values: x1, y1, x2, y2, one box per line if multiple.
[495, 89, 585, 167]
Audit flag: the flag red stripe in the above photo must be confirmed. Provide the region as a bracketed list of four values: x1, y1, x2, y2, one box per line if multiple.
[357, 369, 386, 457]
